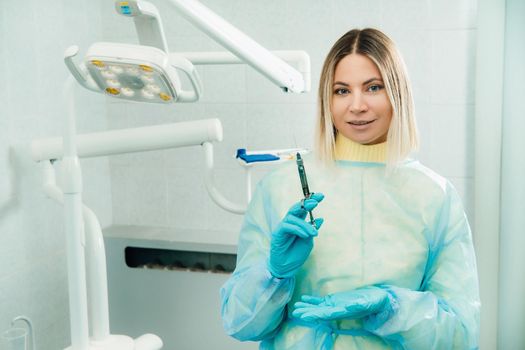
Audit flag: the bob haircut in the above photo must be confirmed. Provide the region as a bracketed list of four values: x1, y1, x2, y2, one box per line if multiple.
[315, 28, 419, 169]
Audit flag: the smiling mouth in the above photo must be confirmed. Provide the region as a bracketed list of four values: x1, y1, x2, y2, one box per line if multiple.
[348, 120, 375, 125]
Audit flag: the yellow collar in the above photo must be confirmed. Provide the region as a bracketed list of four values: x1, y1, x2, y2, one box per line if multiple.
[334, 135, 386, 163]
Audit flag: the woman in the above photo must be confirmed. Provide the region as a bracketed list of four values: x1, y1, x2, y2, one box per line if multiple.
[220, 28, 480, 349]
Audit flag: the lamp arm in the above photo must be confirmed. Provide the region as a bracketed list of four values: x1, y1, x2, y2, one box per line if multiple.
[173, 50, 311, 92]
[202, 142, 247, 214]
[115, 0, 169, 52]
[166, 0, 307, 93]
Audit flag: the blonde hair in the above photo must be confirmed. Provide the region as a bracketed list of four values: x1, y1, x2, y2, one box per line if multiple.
[315, 28, 419, 169]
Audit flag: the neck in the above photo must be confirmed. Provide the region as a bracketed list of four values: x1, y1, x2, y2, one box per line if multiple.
[334, 134, 386, 162]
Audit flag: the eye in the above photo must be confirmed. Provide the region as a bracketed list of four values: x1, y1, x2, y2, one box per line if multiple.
[334, 88, 350, 95]
[367, 84, 384, 92]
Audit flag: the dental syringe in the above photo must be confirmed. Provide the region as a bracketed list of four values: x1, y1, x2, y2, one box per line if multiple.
[296, 152, 315, 225]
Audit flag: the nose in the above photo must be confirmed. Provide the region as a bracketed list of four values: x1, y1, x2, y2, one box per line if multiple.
[350, 92, 368, 114]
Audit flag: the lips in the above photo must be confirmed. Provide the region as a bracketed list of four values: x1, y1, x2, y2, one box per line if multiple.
[348, 120, 375, 125]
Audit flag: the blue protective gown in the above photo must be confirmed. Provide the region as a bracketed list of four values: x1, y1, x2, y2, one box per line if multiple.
[220, 155, 480, 349]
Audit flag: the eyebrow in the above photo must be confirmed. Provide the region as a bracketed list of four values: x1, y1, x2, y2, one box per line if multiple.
[333, 77, 383, 86]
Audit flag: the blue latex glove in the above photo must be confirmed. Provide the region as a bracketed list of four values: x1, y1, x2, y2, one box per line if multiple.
[267, 192, 324, 279]
[292, 286, 396, 323]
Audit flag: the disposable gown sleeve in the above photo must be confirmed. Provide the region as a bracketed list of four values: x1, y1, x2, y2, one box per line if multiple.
[364, 183, 480, 350]
[220, 181, 295, 341]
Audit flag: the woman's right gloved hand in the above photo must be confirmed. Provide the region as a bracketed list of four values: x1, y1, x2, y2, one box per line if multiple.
[267, 193, 324, 279]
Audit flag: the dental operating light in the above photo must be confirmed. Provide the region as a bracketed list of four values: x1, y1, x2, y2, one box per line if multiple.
[65, 0, 310, 104]
[65, 43, 202, 103]
[115, 0, 310, 94]
[86, 42, 202, 103]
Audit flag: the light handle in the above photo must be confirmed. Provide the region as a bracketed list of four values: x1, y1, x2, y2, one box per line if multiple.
[64, 45, 99, 92]
[169, 54, 202, 102]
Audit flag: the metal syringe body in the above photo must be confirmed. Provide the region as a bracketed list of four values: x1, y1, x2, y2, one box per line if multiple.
[296, 152, 315, 225]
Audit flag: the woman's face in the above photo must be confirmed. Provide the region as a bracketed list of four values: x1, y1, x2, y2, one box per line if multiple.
[331, 54, 392, 145]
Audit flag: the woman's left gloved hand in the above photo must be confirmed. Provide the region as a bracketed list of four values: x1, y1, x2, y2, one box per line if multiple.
[292, 286, 396, 323]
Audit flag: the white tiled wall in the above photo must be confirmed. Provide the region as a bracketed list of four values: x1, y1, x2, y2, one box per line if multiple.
[105, 0, 477, 232]
[0, 0, 477, 348]
[0, 0, 112, 348]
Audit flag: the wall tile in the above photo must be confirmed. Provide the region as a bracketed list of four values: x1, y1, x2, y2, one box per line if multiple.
[61, 0, 91, 49]
[166, 167, 209, 230]
[332, 0, 383, 37]
[106, 101, 136, 130]
[199, 65, 247, 104]
[414, 101, 434, 164]
[4, 1, 38, 119]
[394, 29, 433, 105]
[282, 103, 318, 150]
[0, 211, 25, 280]
[431, 29, 477, 105]
[164, 146, 205, 172]
[285, 0, 335, 51]
[0, 112, 11, 198]
[110, 165, 131, 225]
[126, 165, 168, 227]
[205, 168, 246, 232]
[381, 0, 430, 31]
[246, 103, 317, 151]
[429, 0, 477, 30]
[0, 6, 6, 116]
[229, 0, 296, 49]
[429, 103, 475, 178]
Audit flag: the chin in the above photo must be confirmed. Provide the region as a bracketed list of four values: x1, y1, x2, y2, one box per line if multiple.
[357, 133, 387, 145]
[351, 135, 376, 145]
